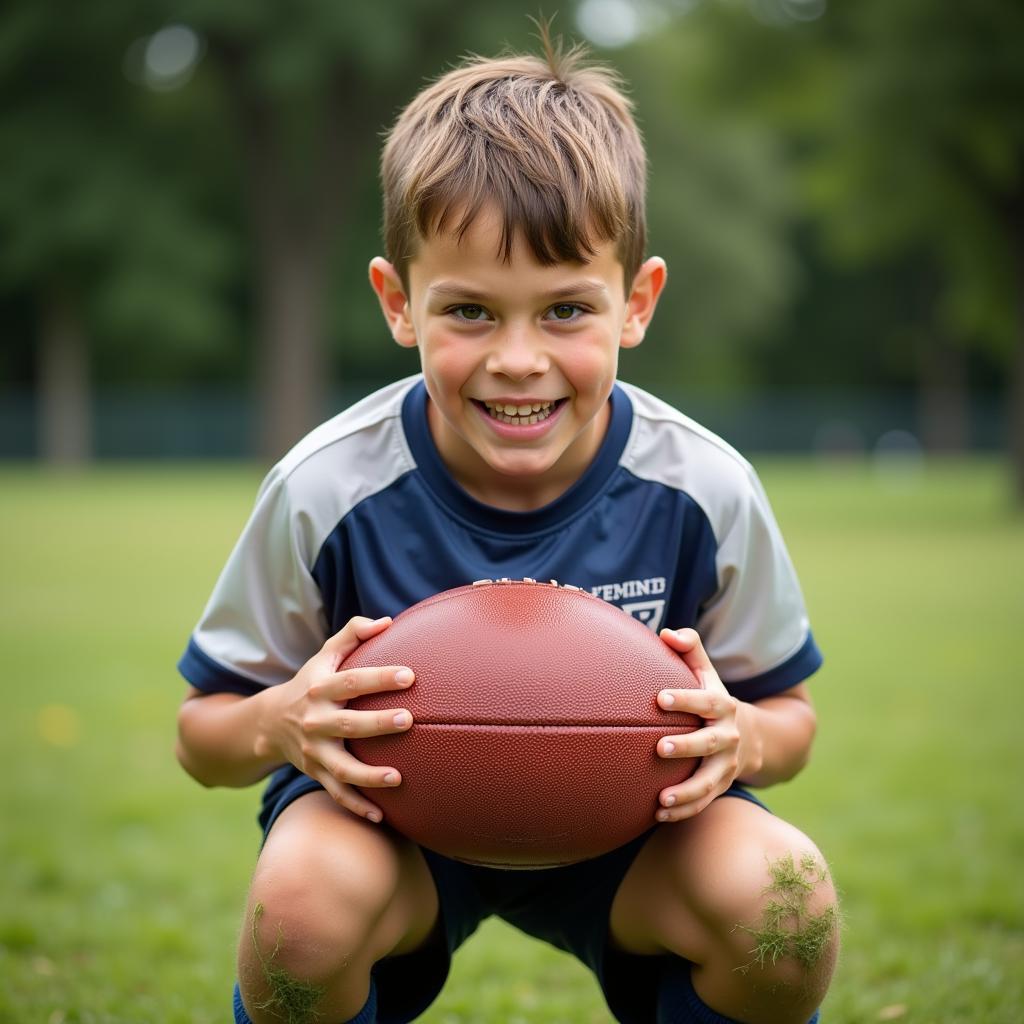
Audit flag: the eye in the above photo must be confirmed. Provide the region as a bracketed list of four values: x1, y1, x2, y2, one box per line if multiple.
[546, 303, 584, 322]
[449, 304, 492, 322]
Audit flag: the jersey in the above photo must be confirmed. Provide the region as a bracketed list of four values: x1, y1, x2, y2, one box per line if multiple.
[178, 375, 822, 703]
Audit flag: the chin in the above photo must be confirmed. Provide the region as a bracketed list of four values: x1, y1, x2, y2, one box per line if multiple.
[482, 450, 560, 479]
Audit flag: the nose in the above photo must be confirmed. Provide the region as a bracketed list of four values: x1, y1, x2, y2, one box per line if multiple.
[484, 325, 550, 381]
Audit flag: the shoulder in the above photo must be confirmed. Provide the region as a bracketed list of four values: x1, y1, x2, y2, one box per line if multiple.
[618, 382, 762, 539]
[257, 376, 420, 560]
[276, 375, 418, 483]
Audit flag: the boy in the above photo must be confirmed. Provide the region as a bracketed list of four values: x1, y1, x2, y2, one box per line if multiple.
[176, 36, 839, 1024]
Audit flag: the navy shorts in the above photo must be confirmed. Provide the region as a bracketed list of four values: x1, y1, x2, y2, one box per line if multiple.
[258, 766, 771, 1024]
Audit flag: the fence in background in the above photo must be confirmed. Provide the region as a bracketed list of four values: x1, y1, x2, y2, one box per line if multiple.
[0, 386, 1007, 461]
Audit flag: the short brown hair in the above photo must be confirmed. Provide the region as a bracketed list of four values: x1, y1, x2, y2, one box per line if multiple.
[380, 35, 648, 289]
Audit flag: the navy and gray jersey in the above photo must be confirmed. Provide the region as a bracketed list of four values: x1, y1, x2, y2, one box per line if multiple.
[178, 376, 822, 702]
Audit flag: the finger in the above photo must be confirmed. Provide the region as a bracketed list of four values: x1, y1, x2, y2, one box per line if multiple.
[316, 665, 415, 702]
[658, 687, 736, 720]
[655, 788, 720, 823]
[322, 615, 393, 665]
[659, 626, 704, 657]
[659, 627, 717, 683]
[657, 766, 730, 817]
[315, 771, 386, 824]
[657, 726, 732, 760]
[331, 707, 414, 740]
[323, 743, 403, 791]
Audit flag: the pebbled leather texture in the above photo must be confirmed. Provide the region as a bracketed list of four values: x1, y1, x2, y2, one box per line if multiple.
[346, 580, 702, 867]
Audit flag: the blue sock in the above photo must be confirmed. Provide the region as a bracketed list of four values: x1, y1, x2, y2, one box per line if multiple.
[344, 981, 378, 1024]
[233, 979, 378, 1024]
[655, 959, 820, 1024]
[233, 983, 252, 1024]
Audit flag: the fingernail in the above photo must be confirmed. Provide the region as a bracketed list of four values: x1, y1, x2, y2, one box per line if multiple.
[395, 668, 414, 685]
[661, 740, 675, 755]
[662, 794, 676, 807]
[660, 691, 675, 707]
[656, 810, 671, 822]
[383, 771, 399, 785]
[393, 712, 410, 728]
[367, 810, 382, 823]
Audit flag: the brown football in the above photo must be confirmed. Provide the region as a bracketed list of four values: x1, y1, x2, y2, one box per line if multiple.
[346, 578, 702, 868]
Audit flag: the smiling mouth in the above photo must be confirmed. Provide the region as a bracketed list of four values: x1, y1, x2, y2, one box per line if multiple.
[477, 399, 565, 426]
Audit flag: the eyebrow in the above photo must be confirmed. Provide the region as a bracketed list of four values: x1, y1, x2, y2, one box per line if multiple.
[427, 280, 609, 302]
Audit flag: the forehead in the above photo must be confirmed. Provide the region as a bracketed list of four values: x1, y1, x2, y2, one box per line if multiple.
[407, 205, 624, 300]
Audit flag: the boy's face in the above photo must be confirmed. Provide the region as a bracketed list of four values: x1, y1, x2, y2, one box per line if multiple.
[370, 205, 666, 510]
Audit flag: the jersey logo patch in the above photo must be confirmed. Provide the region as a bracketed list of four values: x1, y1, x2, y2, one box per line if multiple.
[621, 599, 665, 632]
[589, 577, 667, 633]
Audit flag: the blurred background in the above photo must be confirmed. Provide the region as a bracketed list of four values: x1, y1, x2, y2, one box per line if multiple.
[1, 0, 1021, 492]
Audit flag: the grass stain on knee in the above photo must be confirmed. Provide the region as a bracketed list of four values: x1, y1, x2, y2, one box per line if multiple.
[249, 902, 325, 1024]
[737, 852, 840, 974]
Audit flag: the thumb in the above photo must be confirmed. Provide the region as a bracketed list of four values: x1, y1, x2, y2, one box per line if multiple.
[659, 627, 721, 690]
[322, 615, 393, 666]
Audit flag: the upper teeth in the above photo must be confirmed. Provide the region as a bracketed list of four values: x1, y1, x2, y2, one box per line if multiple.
[485, 401, 553, 416]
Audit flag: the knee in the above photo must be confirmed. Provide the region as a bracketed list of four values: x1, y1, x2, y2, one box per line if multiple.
[244, 830, 404, 982]
[724, 842, 840, 996]
[645, 807, 840, 1022]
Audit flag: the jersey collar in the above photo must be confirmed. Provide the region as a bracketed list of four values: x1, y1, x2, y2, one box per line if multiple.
[401, 378, 633, 535]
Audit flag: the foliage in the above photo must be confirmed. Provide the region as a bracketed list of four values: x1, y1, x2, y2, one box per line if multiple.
[0, 2, 241, 384]
[800, 0, 1024, 356]
[680, 0, 1024, 357]
[1, 0, 1021, 454]
[615, 26, 800, 390]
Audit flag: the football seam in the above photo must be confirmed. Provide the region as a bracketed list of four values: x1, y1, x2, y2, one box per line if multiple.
[389, 579, 613, 619]
[383, 722, 701, 731]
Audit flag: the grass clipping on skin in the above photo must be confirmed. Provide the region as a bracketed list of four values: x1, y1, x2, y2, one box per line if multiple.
[737, 853, 840, 973]
[249, 902, 325, 1024]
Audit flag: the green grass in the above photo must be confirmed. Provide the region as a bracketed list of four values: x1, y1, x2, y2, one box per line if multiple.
[1, 458, 1022, 1023]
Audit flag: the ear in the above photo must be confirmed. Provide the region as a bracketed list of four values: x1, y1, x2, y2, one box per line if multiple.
[620, 257, 667, 349]
[368, 257, 417, 348]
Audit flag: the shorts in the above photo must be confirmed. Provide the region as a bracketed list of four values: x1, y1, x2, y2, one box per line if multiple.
[258, 765, 771, 1024]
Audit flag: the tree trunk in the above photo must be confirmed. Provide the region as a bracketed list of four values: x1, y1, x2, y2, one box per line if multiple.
[38, 287, 91, 464]
[251, 216, 329, 463]
[1010, 236, 1024, 506]
[234, 84, 331, 463]
[917, 332, 970, 455]
[212, 45, 370, 463]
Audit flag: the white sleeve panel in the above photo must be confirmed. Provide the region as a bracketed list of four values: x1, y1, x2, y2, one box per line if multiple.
[185, 378, 419, 691]
[619, 382, 814, 686]
[191, 466, 329, 688]
[694, 467, 812, 685]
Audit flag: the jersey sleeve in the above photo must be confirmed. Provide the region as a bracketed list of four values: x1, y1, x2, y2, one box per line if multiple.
[177, 466, 329, 695]
[696, 465, 822, 702]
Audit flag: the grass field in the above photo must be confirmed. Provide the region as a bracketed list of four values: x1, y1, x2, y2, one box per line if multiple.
[1, 458, 1022, 1023]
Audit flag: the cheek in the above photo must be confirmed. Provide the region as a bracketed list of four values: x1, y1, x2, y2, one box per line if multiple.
[420, 334, 477, 392]
[562, 337, 620, 392]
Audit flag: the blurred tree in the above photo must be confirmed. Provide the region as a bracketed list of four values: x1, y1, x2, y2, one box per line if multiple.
[0, 2, 237, 462]
[167, 1, 554, 460]
[803, 0, 1024, 491]
[612, 25, 799, 394]
[667, 0, 1024, 488]
[0, 1, 551, 462]
[9, 0, 1019, 480]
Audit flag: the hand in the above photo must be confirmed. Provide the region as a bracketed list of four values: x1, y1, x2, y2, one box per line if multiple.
[652, 627, 763, 822]
[258, 615, 415, 823]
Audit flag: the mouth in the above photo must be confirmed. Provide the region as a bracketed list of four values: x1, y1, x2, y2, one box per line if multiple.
[476, 398, 566, 427]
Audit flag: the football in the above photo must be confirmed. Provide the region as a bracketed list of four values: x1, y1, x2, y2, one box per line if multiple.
[345, 578, 702, 868]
